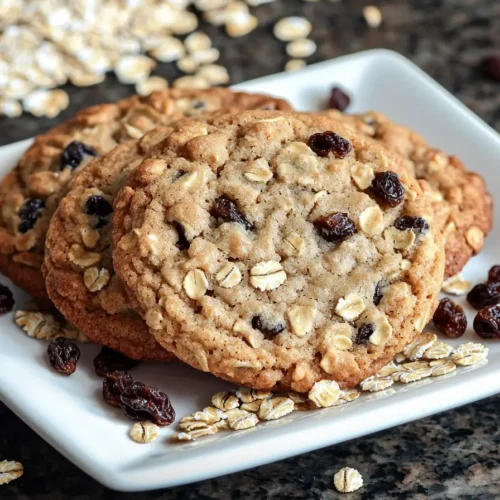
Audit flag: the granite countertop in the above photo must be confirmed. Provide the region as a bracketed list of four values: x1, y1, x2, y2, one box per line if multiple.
[2, 0, 500, 498]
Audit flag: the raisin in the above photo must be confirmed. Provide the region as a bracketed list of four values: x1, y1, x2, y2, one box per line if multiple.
[171, 221, 190, 250]
[119, 381, 175, 426]
[356, 324, 374, 344]
[432, 298, 467, 338]
[307, 131, 352, 158]
[103, 371, 135, 407]
[488, 265, 500, 282]
[467, 282, 500, 310]
[18, 198, 45, 233]
[60, 141, 97, 171]
[314, 212, 356, 245]
[47, 337, 80, 375]
[328, 87, 350, 111]
[0, 284, 14, 314]
[211, 196, 253, 231]
[370, 171, 405, 207]
[252, 316, 285, 339]
[84, 195, 113, 229]
[474, 305, 500, 339]
[94, 347, 138, 377]
[481, 56, 500, 82]
[373, 281, 384, 306]
[394, 216, 429, 235]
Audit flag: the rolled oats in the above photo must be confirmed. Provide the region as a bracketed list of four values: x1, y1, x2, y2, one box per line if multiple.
[335, 293, 365, 321]
[250, 261, 286, 291]
[403, 333, 437, 361]
[177, 55, 199, 74]
[215, 263, 242, 288]
[22, 89, 69, 118]
[0, 460, 23, 485]
[393, 361, 432, 383]
[258, 397, 294, 420]
[323, 323, 354, 351]
[226, 408, 259, 430]
[129, 421, 159, 443]
[212, 391, 240, 411]
[115, 55, 155, 84]
[176, 425, 218, 441]
[83, 267, 110, 292]
[334, 467, 363, 493]
[283, 232, 305, 257]
[184, 31, 212, 53]
[308, 380, 340, 407]
[173, 75, 210, 89]
[135, 76, 169, 96]
[191, 48, 220, 65]
[274, 17, 312, 41]
[359, 206, 384, 236]
[441, 273, 472, 296]
[336, 388, 360, 405]
[285, 59, 306, 72]
[196, 64, 230, 85]
[226, 14, 258, 38]
[80, 227, 99, 249]
[68, 244, 101, 268]
[465, 226, 484, 252]
[286, 38, 317, 58]
[363, 6, 383, 28]
[384, 227, 416, 251]
[452, 342, 488, 366]
[240, 400, 262, 412]
[359, 375, 394, 392]
[351, 164, 375, 190]
[244, 158, 273, 183]
[429, 359, 456, 377]
[424, 341, 453, 360]
[15, 310, 60, 340]
[183, 269, 209, 300]
[149, 38, 186, 62]
[0, 98, 22, 118]
[287, 305, 316, 337]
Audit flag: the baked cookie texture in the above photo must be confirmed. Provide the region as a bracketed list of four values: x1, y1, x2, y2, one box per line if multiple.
[44, 128, 174, 360]
[113, 110, 445, 392]
[326, 110, 493, 278]
[0, 88, 291, 301]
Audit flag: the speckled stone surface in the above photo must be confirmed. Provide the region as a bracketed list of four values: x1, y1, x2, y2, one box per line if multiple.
[2, 0, 500, 498]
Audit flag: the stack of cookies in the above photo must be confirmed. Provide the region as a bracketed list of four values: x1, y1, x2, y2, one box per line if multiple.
[0, 87, 492, 394]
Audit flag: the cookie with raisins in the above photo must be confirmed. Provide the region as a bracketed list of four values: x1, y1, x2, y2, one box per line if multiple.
[112, 111, 444, 391]
[0, 89, 292, 301]
[326, 110, 493, 278]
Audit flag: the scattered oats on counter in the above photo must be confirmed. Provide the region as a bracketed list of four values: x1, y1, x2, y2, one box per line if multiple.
[363, 5, 383, 28]
[285, 59, 307, 72]
[0, 460, 24, 486]
[274, 17, 312, 41]
[334, 467, 363, 493]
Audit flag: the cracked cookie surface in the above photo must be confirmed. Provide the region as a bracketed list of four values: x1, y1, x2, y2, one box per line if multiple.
[0, 88, 291, 301]
[326, 110, 493, 278]
[113, 111, 444, 391]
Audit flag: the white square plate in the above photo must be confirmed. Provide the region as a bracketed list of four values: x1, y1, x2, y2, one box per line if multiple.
[1, 49, 499, 492]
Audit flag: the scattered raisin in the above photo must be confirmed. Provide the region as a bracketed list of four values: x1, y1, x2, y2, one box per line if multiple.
[18, 198, 45, 233]
[0, 284, 14, 314]
[432, 298, 467, 338]
[211, 196, 253, 230]
[94, 347, 138, 377]
[370, 171, 405, 207]
[84, 195, 113, 228]
[307, 131, 352, 158]
[314, 212, 356, 245]
[328, 87, 350, 111]
[373, 281, 384, 306]
[481, 55, 500, 82]
[488, 265, 500, 282]
[252, 316, 285, 339]
[356, 324, 374, 344]
[47, 337, 80, 375]
[103, 371, 135, 407]
[171, 221, 190, 250]
[119, 381, 175, 426]
[394, 216, 429, 235]
[467, 282, 500, 310]
[60, 141, 97, 171]
[474, 305, 500, 339]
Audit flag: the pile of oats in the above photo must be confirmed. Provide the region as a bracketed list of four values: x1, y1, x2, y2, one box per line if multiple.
[172, 333, 488, 441]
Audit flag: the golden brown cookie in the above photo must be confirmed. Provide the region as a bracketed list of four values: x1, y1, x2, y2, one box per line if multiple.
[112, 111, 445, 391]
[0, 88, 291, 301]
[326, 110, 493, 278]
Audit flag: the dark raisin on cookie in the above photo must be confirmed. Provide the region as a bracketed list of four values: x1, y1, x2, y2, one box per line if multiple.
[18, 198, 45, 233]
[474, 304, 500, 339]
[211, 196, 254, 230]
[467, 282, 500, 310]
[328, 87, 350, 111]
[47, 337, 80, 375]
[0, 284, 14, 314]
[356, 324, 374, 344]
[84, 195, 113, 228]
[314, 212, 356, 245]
[373, 281, 384, 306]
[488, 265, 500, 282]
[432, 298, 467, 338]
[60, 141, 98, 171]
[370, 171, 405, 207]
[394, 216, 429, 235]
[171, 221, 190, 250]
[307, 131, 352, 158]
[252, 316, 285, 339]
